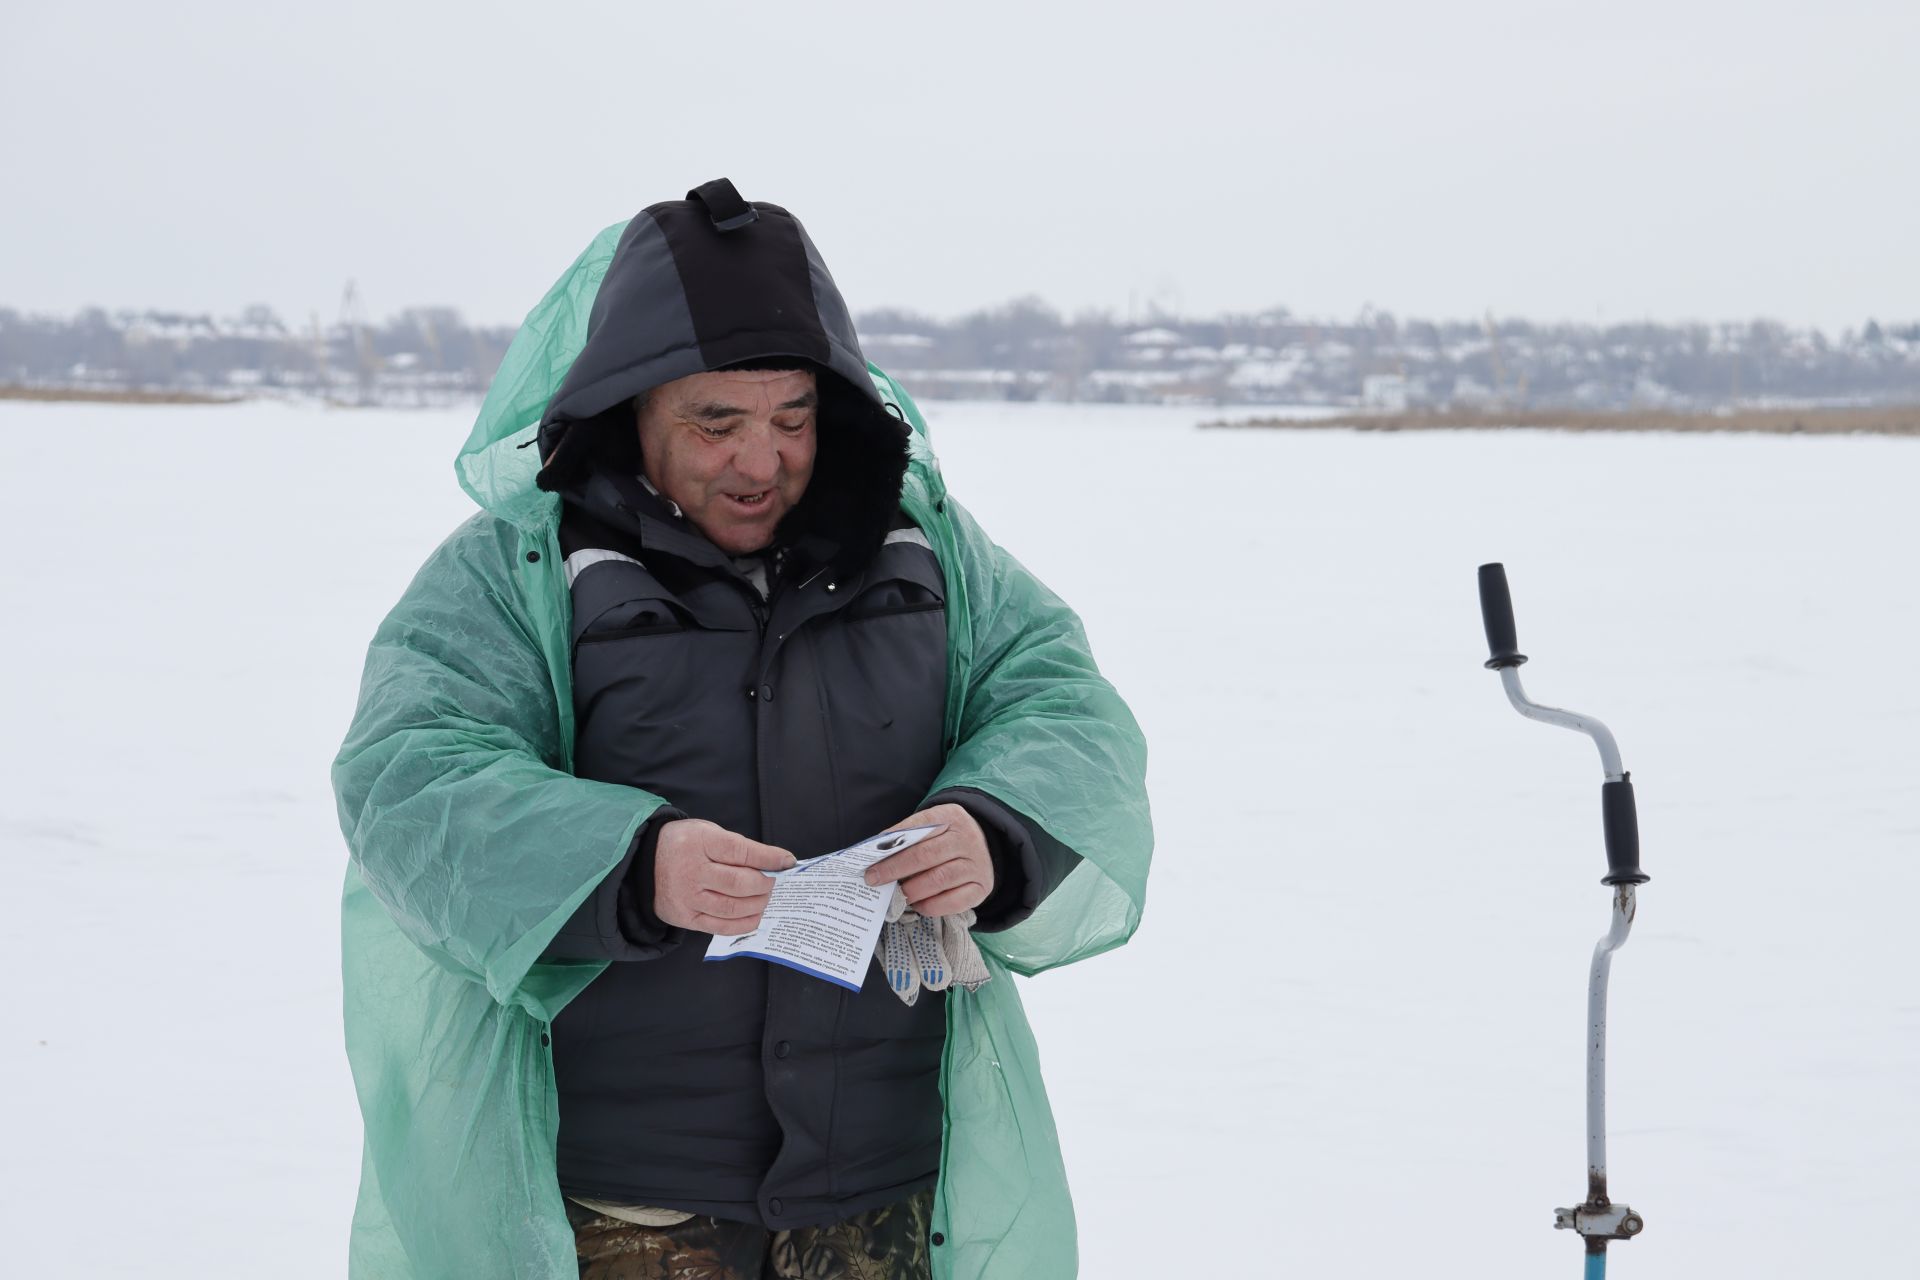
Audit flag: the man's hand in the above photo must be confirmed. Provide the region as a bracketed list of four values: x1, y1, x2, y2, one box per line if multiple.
[653, 819, 796, 935]
[863, 803, 994, 917]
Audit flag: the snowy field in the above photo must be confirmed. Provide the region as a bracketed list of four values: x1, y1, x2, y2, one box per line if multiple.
[3, 397, 1916, 1278]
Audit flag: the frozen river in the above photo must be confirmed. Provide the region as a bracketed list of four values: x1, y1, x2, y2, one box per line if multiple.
[2, 397, 1915, 1277]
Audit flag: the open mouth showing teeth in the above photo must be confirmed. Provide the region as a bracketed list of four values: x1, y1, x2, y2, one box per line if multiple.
[727, 491, 770, 507]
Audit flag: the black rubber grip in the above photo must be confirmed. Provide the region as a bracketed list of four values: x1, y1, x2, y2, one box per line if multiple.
[1478, 563, 1528, 669]
[1601, 777, 1649, 885]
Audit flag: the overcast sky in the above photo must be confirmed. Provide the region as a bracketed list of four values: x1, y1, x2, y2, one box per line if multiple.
[4, 0, 1915, 332]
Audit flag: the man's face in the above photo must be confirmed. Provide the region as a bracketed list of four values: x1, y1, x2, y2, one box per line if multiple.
[635, 368, 818, 555]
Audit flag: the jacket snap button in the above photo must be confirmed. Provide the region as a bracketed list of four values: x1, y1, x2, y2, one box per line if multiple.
[747, 688, 757, 700]
[931, 1232, 945, 1246]
[825, 581, 837, 592]
[760, 684, 774, 702]
[525, 550, 540, 563]
[539, 1033, 550, 1046]
[769, 1198, 784, 1215]
[774, 1040, 791, 1059]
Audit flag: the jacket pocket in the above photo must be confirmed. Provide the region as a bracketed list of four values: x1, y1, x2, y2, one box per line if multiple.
[847, 598, 945, 620]
[576, 617, 687, 642]
[572, 580, 695, 647]
[844, 538, 947, 621]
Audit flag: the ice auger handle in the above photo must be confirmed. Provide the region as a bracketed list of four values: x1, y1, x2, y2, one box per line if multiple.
[1478, 562, 1528, 670]
[1601, 778, 1649, 885]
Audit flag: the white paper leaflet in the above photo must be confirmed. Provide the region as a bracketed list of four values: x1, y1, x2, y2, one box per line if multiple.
[702, 824, 945, 991]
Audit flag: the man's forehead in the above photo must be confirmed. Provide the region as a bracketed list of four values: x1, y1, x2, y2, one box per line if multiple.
[668, 368, 815, 394]
[636, 367, 818, 420]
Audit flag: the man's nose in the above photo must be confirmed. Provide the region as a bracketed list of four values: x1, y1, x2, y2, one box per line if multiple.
[731, 425, 780, 485]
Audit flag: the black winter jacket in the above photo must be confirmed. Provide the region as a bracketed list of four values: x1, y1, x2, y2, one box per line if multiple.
[525, 181, 1078, 1228]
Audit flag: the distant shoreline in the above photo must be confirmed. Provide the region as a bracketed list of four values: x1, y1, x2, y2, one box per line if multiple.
[1206, 405, 1920, 437]
[0, 384, 244, 406]
[8, 386, 1918, 437]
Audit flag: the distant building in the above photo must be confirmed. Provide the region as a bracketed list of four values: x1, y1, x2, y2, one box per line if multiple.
[1362, 373, 1409, 411]
[1122, 328, 1183, 364]
[8, 303, 1918, 410]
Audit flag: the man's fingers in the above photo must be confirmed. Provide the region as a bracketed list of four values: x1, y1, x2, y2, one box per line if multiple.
[865, 838, 954, 887]
[694, 888, 767, 919]
[902, 862, 984, 908]
[911, 885, 986, 918]
[899, 858, 968, 899]
[711, 837, 796, 872]
[706, 864, 777, 899]
[696, 911, 764, 937]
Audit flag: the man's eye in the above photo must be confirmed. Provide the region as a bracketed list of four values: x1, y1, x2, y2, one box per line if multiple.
[698, 424, 736, 440]
[775, 416, 812, 434]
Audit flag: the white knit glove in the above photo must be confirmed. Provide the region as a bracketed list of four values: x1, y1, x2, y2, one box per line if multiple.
[877, 886, 992, 1005]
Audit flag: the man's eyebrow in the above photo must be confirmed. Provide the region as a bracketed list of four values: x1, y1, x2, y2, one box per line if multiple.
[678, 389, 817, 421]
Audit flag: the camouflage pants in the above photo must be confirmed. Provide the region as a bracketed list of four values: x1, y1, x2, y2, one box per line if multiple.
[567, 1188, 934, 1280]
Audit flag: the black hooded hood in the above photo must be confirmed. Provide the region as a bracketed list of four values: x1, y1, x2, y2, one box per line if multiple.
[533, 179, 910, 575]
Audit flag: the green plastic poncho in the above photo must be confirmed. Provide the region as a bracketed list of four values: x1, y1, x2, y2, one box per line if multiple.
[333, 222, 1154, 1279]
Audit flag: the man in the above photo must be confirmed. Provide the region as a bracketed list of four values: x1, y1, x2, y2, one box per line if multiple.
[333, 180, 1153, 1280]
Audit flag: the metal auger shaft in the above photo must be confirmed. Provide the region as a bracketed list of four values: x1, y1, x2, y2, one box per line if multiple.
[1477, 563, 1650, 1274]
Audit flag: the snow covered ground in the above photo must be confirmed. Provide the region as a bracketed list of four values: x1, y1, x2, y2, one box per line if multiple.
[2, 398, 1915, 1277]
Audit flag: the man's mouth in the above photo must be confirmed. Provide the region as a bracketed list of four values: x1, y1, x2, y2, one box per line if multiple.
[725, 490, 772, 510]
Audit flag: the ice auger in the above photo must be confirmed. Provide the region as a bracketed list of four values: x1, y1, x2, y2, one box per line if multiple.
[1478, 563, 1650, 1279]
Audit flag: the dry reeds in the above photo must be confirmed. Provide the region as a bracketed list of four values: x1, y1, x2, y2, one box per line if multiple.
[0, 385, 244, 406]
[1207, 406, 1920, 437]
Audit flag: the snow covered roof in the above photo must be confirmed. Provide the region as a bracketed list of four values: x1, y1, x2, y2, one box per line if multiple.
[1226, 358, 1304, 389]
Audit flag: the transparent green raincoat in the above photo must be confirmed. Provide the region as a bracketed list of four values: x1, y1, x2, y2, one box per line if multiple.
[334, 223, 1153, 1279]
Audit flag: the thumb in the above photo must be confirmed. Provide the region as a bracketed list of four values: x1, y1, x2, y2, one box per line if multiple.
[712, 835, 797, 872]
